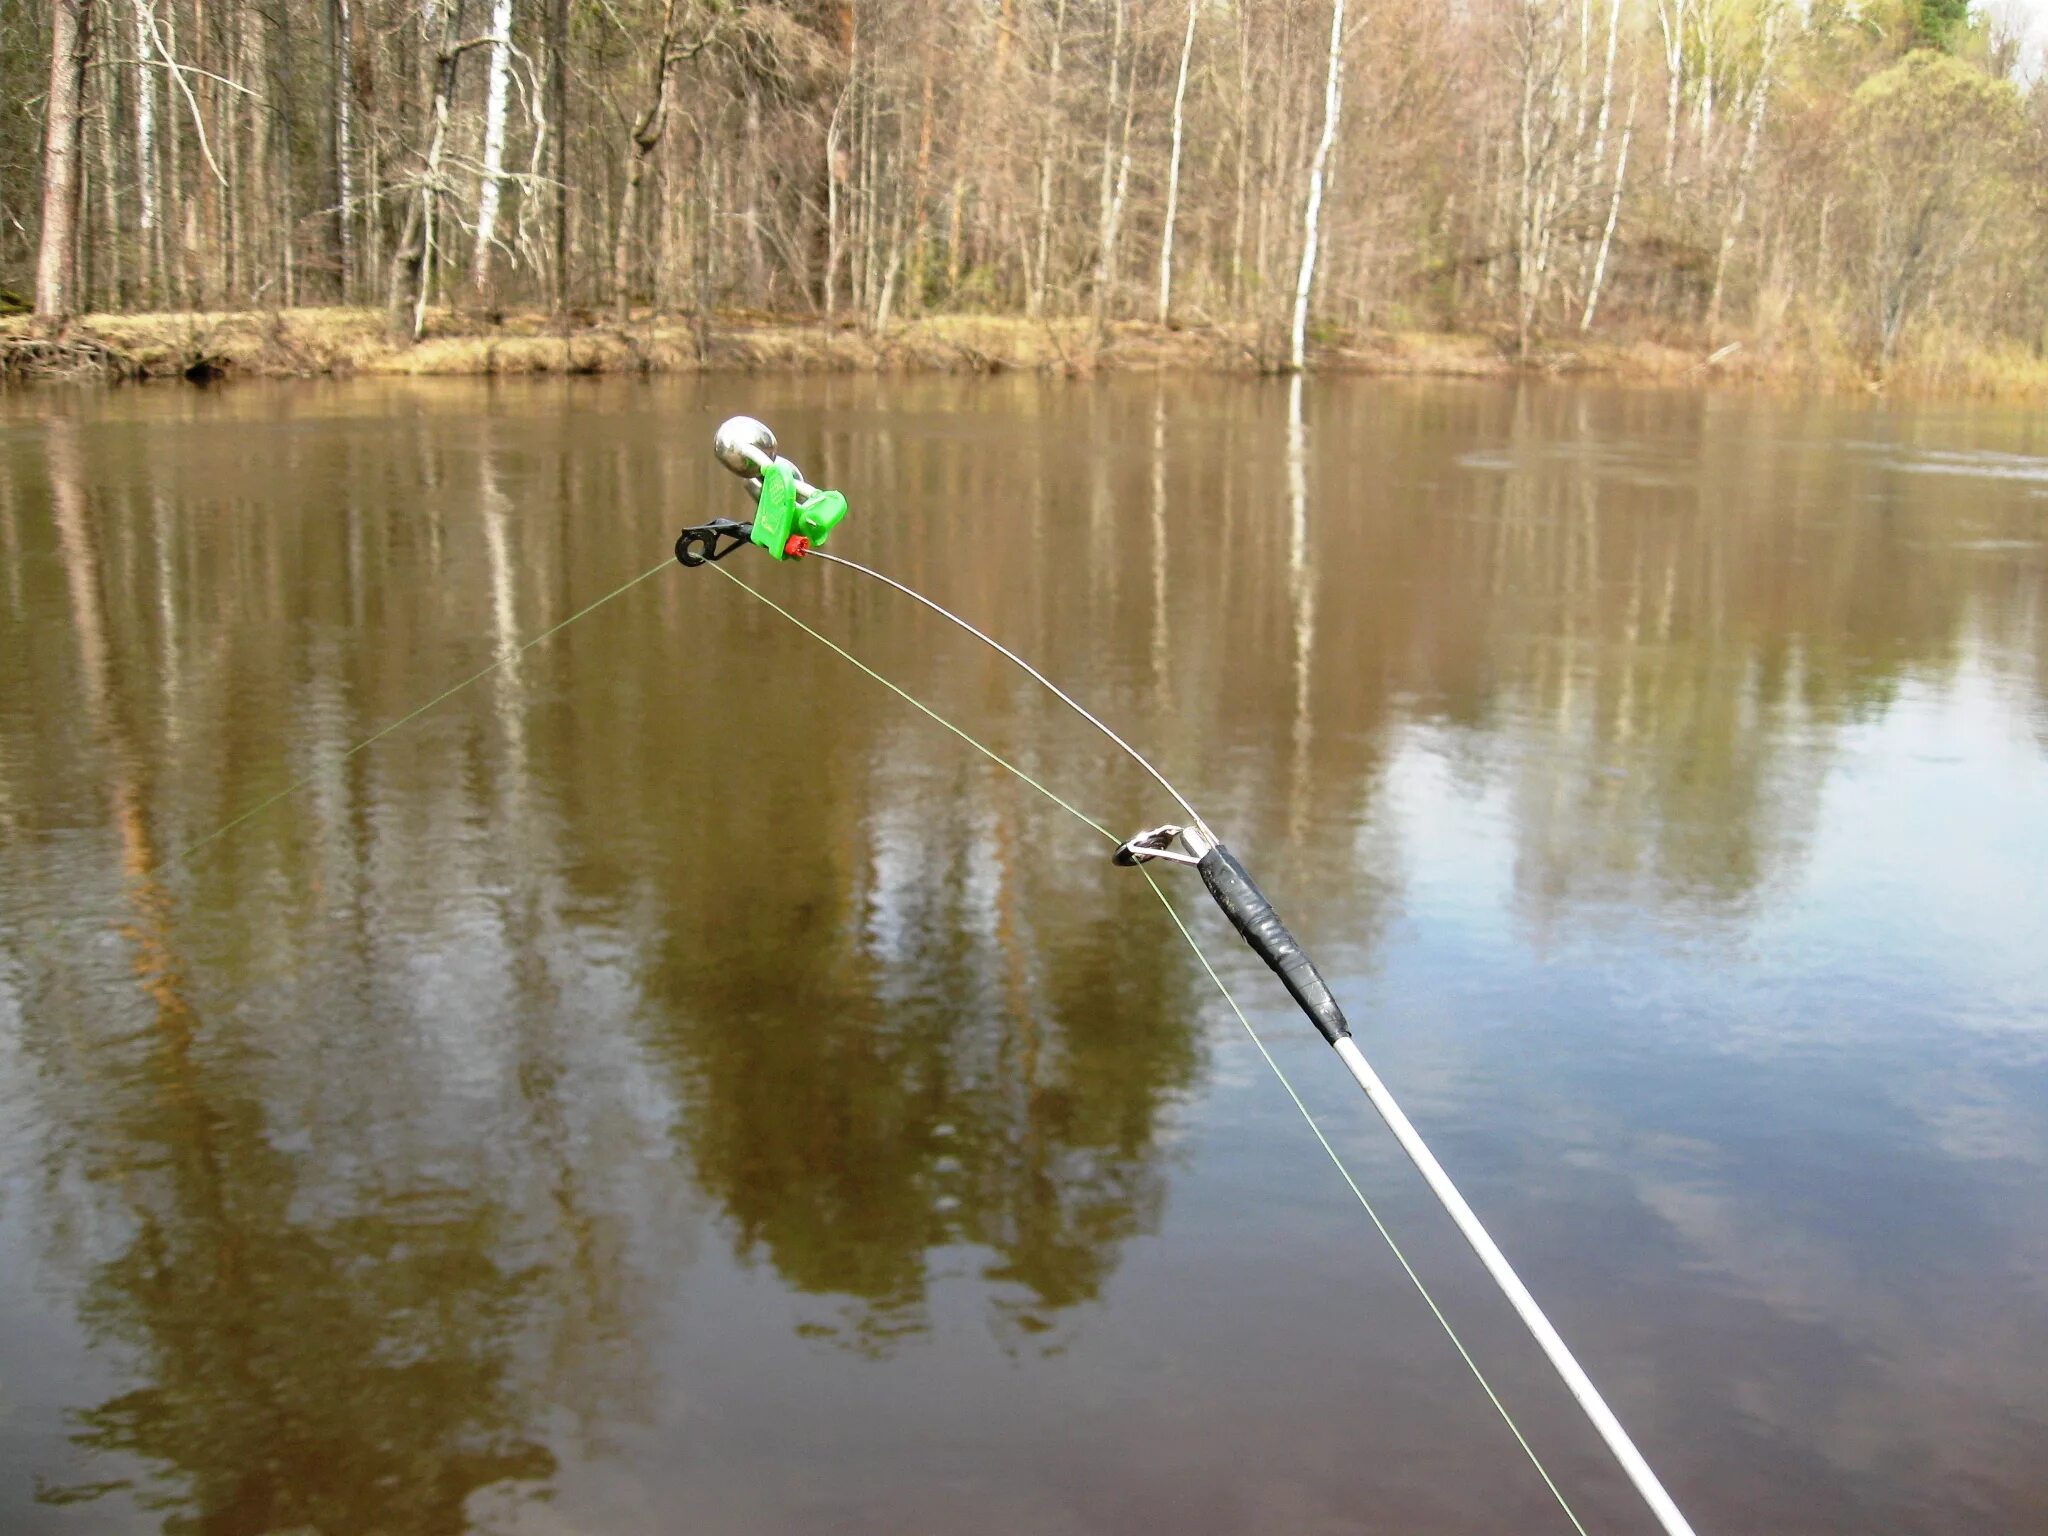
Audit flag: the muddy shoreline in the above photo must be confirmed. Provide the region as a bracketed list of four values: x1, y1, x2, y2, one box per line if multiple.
[5, 305, 2038, 396]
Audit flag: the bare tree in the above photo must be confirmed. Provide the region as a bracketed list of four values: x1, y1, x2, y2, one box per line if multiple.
[612, 0, 719, 323]
[1706, 2, 1778, 334]
[1028, 0, 1069, 318]
[1289, 0, 1346, 370]
[1157, 0, 1198, 323]
[1581, 80, 1635, 332]
[131, 0, 159, 303]
[1509, 0, 1571, 357]
[547, 0, 567, 305]
[387, 0, 469, 340]
[1091, 0, 1135, 332]
[474, 0, 515, 298]
[330, 0, 355, 298]
[35, 0, 94, 318]
[1655, 0, 1688, 185]
[1, 0, 2045, 385]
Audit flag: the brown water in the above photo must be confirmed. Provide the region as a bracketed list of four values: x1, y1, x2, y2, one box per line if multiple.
[1, 376, 2045, 1536]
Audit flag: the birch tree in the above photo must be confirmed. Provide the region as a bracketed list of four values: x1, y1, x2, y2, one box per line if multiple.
[0, 0, 2042, 379]
[1289, 0, 1346, 370]
[34, 0, 93, 317]
[1156, 0, 1198, 323]
[331, 0, 355, 297]
[1656, 0, 1688, 184]
[1706, 2, 1779, 333]
[474, 0, 515, 297]
[131, 0, 159, 303]
[1581, 81, 1635, 331]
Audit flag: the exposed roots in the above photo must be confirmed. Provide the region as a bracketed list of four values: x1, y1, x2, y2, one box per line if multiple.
[0, 331, 139, 382]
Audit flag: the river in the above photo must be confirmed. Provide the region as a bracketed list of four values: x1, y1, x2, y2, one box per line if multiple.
[1, 376, 2044, 1535]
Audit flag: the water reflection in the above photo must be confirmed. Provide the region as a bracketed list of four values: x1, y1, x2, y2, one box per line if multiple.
[649, 787, 1199, 1354]
[8, 403, 695, 1531]
[0, 378, 2042, 1535]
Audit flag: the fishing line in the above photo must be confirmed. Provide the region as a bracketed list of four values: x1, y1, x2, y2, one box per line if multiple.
[708, 557, 1591, 1536]
[121, 406, 1673, 1532]
[167, 555, 674, 870]
[706, 560, 1116, 841]
[698, 417, 1692, 1535]
[1141, 869, 1593, 1536]
[804, 549, 1213, 840]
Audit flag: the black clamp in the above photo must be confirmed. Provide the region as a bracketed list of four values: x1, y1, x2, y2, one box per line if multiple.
[1113, 825, 1206, 867]
[675, 519, 755, 568]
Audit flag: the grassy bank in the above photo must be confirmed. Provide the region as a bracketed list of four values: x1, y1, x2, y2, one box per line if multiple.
[6, 305, 2048, 396]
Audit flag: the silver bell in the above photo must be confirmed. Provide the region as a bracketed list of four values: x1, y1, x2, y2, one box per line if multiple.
[712, 416, 777, 477]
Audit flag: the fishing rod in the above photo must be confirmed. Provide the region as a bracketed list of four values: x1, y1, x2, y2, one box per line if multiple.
[678, 416, 1701, 1536]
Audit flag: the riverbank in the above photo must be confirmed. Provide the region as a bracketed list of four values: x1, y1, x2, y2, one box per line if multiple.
[6, 305, 2046, 395]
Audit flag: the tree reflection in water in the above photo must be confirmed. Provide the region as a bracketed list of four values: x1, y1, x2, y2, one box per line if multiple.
[645, 754, 1202, 1356]
[4, 378, 2045, 1535]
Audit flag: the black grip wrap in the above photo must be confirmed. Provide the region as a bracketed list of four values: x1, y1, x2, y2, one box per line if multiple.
[1197, 845, 1351, 1045]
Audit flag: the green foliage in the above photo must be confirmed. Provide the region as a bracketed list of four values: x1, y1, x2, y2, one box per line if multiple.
[1841, 51, 2026, 366]
[1851, 45, 2019, 111]
[1915, 0, 1971, 51]
[947, 263, 1007, 312]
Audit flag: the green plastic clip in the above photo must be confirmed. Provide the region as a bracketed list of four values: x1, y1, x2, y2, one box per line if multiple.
[751, 461, 849, 560]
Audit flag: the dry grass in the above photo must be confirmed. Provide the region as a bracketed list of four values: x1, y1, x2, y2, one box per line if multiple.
[1884, 327, 2048, 398]
[0, 306, 1258, 380]
[7, 304, 2048, 396]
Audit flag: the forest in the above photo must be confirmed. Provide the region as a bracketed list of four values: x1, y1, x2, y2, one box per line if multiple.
[3, 0, 2045, 378]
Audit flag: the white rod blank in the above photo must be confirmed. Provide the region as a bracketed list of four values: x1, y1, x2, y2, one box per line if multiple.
[1330, 1036, 1699, 1536]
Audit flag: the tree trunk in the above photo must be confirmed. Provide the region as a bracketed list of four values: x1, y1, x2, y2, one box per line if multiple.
[1095, 72, 1136, 333]
[1580, 83, 1635, 331]
[240, 0, 267, 301]
[1288, 0, 1344, 371]
[194, 0, 220, 302]
[907, 62, 934, 309]
[387, 0, 466, 341]
[694, 160, 715, 356]
[133, 0, 160, 304]
[1157, 0, 1197, 324]
[162, 0, 186, 306]
[1028, 0, 1067, 318]
[36, 0, 94, 319]
[614, 118, 661, 322]
[1090, 0, 1127, 330]
[548, 0, 568, 307]
[273, 0, 295, 304]
[1657, 0, 1686, 186]
[331, 0, 355, 298]
[1696, 6, 1715, 160]
[873, 171, 905, 334]
[612, 0, 693, 323]
[1230, 1, 1251, 306]
[1514, 9, 1540, 357]
[1706, 5, 1777, 335]
[95, 29, 123, 308]
[1577, 0, 1618, 294]
[824, 96, 845, 317]
[474, 0, 514, 298]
